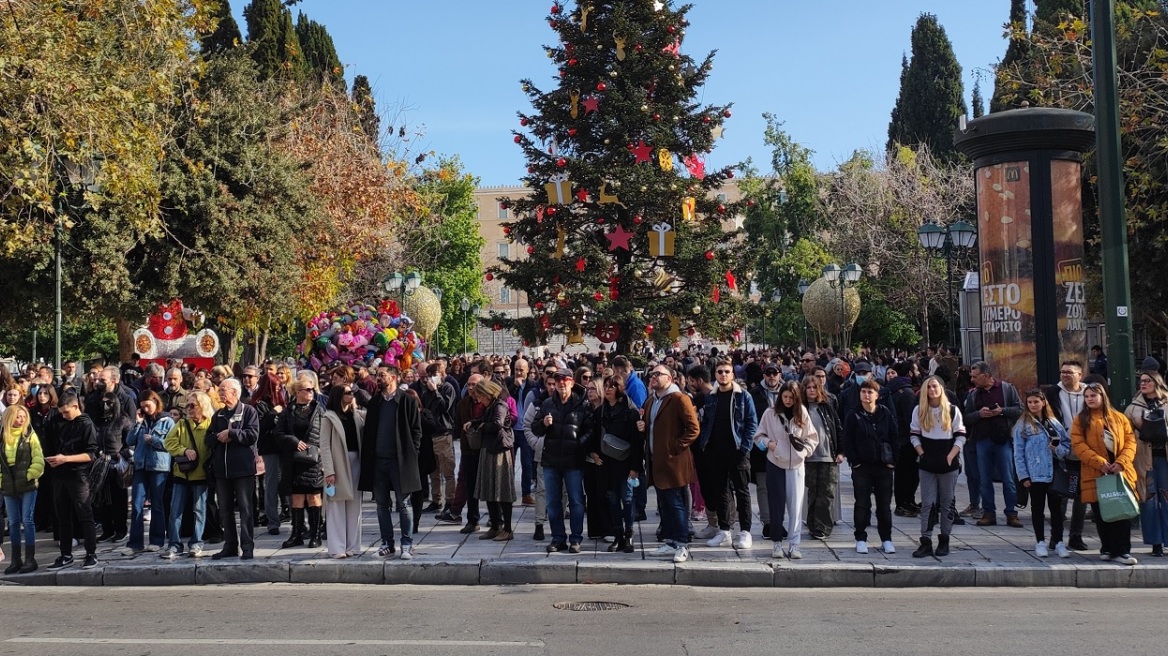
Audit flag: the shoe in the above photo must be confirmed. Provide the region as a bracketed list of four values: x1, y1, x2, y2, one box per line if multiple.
[567, 543, 582, 554]
[533, 524, 545, 541]
[479, 528, 500, 540]
[733, 531, 753, 549]
[492, 530, 514, 542]
[856, 541, 869, 554]
[761, 523, 771, 540]
[788, 548, 803, 560]
[111, 532, 127, 543]
[546, 542, 567, 553]
[82, 554, 98, 569]
[1015, 502, 1028, 511]
[971, 508, 986, 520]
[1035, 542, 1049, 558]
[1054, 542, 1070, 558]
[706, 530, 732, 548]
[672, 546, 689, 563]
[422, 502, 442, 513]
[96, 531, 114, 543]
[894, 506, 919, 518]
[268, 527, 280, 536]
[459, 523, 479, 535]
[959, 503, 979, 516]
[399, 545, 414, 560]
[189, 545, 205, 558]
[1006, 514, 1024, 528]
[377, 541, 395, 558]
[210, 550, 238, 560]
[622, 531, 635, 553]
[1099, 553, 1112, 561]
[636, 510, 647, 522]
[306, 506, 323, 549]
[48, 554, 74, 571]
[912, 537, 933, 558]
[1153, 544, 1164, 557]
[695, 525, 719, 540]
[281, 535, 305, 548]
[976, 514, 998, 526]
[522, 495, 535, 506]
[19, 545, 37, 574]
[240, 552, 253, 561]
[651, 544, 677, 558]
[771, 543, 784, 559]
[809, 530, 825, 539]
[435, 510, 461, 524]
[160, 546, 180, 560]
[1114, 554, 1138, 566]
[952, 515, 966, 526]
[4, 545, 22, 575]
[144, 544, 161, 553]
[935, 535, 950, 557]
[882, 541, 896, 554]
[1068, 537, 1089, 551]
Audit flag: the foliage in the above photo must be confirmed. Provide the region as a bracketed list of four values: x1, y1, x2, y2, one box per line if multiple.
[497, 2, 748, 354]
[971, 79, 985, 119]
[351, 75, 380, 143]
[0, 318, 120, 364]
[243, 0, 306, 80]
[851, 283, 923, 350]
[295, 12, 344, 88]
[202, 0, 242, 54]
[990, 0, 1031, 112]
[887, 13, 967, 162]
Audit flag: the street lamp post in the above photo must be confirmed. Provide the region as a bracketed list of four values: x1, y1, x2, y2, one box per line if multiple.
[823, 263, 862, 351]
[55, 156, 100, 380]
[430, 286, 443, 357]
[459, 297, 470, 356]
[918, 220, 977, 350]
[770, 289, 782, 350]
[798, 278, 810, 348]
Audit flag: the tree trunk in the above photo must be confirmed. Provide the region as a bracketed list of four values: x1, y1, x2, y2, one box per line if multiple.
[257, 329, 269, 364]
[116, 317, 135, 364]
[225, 329, 239, 366]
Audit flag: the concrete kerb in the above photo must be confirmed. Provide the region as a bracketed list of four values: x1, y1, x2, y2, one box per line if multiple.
[576, 560, 675, 585]
[674, 561, 774, 587]
[290, 559, 386, 584]
[384, 558, 482, 585]
[775, 562, 875, 588]
[974, 564, 1077, 587]
[194, 560, 289, 585]
[479, 559, 577, 585]
[103, 563, 196, 586]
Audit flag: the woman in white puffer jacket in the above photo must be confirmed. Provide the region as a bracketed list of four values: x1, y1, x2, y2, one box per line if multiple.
[754, 381, 819, 560]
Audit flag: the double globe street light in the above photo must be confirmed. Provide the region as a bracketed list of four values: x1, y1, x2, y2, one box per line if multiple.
[822, 263, 862, 351]
[917, 220, 977, 350]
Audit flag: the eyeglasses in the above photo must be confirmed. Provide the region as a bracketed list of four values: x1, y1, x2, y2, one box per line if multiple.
[1059, 370, 1078, 376]
[1140, 378, 1155, 385]
[243, 374, 258, 379]
[185, 403, 197, 409]
[802, 358, 815, 363]
[1084, 382, 1104, 390]
[342, 389, 354, 396]
[648, 371, 669, 379]
[605, 382, 619, 389]
[581, 374, 592, 381]
[765, 371, 780, 376]
[715, 370, 733, 376]
[544, 371, 557, 377]
[494, 370, 507, 375]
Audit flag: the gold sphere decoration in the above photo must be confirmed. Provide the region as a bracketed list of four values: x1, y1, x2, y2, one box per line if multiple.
[802, 277, 861, 335]
[402, 287, 443, 338]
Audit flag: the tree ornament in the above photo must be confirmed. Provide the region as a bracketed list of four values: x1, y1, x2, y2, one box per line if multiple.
[658, 148, 673, 171]
[716, 204, 726, 214]
[582, 95, 600, 113]
[555, 225, 566, 259]
[725, 270, 738, 291]
[633, 215, 643, 224]
[634, 43, 643, 53]
[593, 291, 604, 301]
[494, 323, 501, 331]
[640, 185, 648, 192]
[574, 187, 589, 202]
[681, 196, 697, 222]
[575, 256, 586, 272]
[569, 89, 580, 118]
[712, 284, 721, 304]
[702, 115, 711, 124]
[609, 275, 621, 300]
[667, 25, 676, 34]
[614, 33, 628, 61]
[598, 181, 621, 205]
[486, 273, 494, 281]
[503, 226, 511, 235]
[723, 109, 732, 118]
[645, 324, 653, 334]
[746, 199, 756, 207]
[653, 113, 661, 121]
[568, 58, 578, 66]
[631, 140, 652, 164]
[663, 41, 680, 57]
[608, 70, 618, 78]
[693, 305, 701, 315]
[596, 82, 607, 92]
[568, 127, 578, 136]
[648, 222, 675, 257]
[726, 170, 734, 179]
[556, 157, 567, 167]
[526, 245, 535, 255]
[641, 104, 649, 112]
[597, 216, 605, 224]
[705, 250, 715, 260]
[550, 4, 561, 14]
[513, 135, 522, 143]
[710, 124, 725, 139]
[594, 322, 620, 343]
[580, 2, 593, 32]
[668, 316, 681, 340]
[683, 153, 705, 179]
[546, 206, 557, 216]
[606, 225, 634, 252]
[520, 118, 529, 126]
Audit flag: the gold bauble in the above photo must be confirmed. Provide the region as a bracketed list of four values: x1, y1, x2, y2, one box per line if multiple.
[801, 277, 861, 335]
[402, 286, 443, 338]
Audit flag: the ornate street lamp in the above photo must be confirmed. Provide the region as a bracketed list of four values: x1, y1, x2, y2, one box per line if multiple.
[823, 263, 862, 350]
[918, 220, 977, 348]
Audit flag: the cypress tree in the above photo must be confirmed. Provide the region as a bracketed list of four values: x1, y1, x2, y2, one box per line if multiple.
[351, 75, 380, 144]
[991, 0, 1030, 112]
[971, 79, 985, 118]
[243, 0, 306, 80]
[201, 0, 242, 54]
[296, 13, 344, 87]
[886, 13, 967, 161]
[1034, 0, 1085, 27]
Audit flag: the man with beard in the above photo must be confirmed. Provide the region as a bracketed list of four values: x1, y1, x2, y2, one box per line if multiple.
[86, 367, 133, 542]
[639, 365, 700, 564]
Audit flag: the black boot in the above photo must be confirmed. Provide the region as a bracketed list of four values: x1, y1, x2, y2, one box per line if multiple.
[912, 537, 933, 558]
[622, 529, 635, 554]
[608, 532, 624, 552]
[4, 543, 22, 575]
[20, 544, 37, 574]
[282, 508, 305, 548]
[935, 535, 950, 557]
[306, 507, 322, 549]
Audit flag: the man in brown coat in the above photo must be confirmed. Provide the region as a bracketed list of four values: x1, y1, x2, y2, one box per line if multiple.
[638, 364, 700, 563]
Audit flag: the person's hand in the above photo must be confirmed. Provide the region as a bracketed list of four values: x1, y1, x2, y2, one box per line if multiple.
[636, 420, 646, 432]
[590, 452, 602, 466]
[629, 471, 638, 480]
[543, 414, 554, 427]
[144, 432, 152, 442]
[296, 440, 308, 452]
[1022, 479, 1031, 488]
[886, 463, 895, 469]
[185, 449, 197, 461]
[217, 429, 230, 443]
[834, 454, 844, 465]
[766, 440, 777, 453]
[946, 452, 956, 466]
[979, 407, 995, 418]
[463, 421, 472, 433]
[325, 474, 336, 486]
[426, 379, 437, 391]
[273, 405, 284, 414]
[46, 455, 64, 468]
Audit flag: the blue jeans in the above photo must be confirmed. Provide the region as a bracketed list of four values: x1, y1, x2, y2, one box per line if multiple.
[963, 440, 981, 508]
[373, 458, 413, 546]
[543, 465, 585, 545]
[168, 479, 207, 552]
[657, 486, 688, 546]
[606, 477, 635, 533]
[976, 439, 1017, 515]
[129, 470, 168, 549]
[1141, 456, 1168, 545]
[4, 490, 37, 545]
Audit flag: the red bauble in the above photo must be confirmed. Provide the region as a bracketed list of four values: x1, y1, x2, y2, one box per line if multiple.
[535, 302, 544, 310]
[493, 324, 501, 331]
[556, 157, 567, 167]
[652, 113, 661, 121]
[704, 251, 715, 261]
[527, 166, 535, 173]
[746, 199, 756, 208]
[633, 215, 643, 224]
[501, 200, 510, 209]
[568, 128, 578, 136]
[549, 20, 557, 28]
[723, 109, 733, 118]
[550, 4, 560, 14]
[726, 170, 735, 179]
[523, 339, 530, 347]
[597, 217, 605, 224]
[645, 324, 654, 334]
[717, 204, 726, 214]
[634, 43, 643, 52]
[593, 292, 604, 301]
[596, 82, 607, 92]
[702, 115, 711, 124]
[520, 118, 528, 126]
[667, 25, 676, 33]
[526, 245, 535, 255]
[485, 272, 494, 281]
[513, 135, 522, 143]
[688, 327, 696, 336]
[568, 58, 578, 66]
[503, 226, 511, 235]
[546, 206, 557, 216]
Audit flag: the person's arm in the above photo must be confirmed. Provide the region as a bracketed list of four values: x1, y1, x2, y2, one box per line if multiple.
[272, 408, 299, 451]
[406, 395, 423, 453]
[676, 396, 700, 452]
[1053, 421, 1071, 460]
[1012, 424, 1030, 484]
[961, 391, 981, 427]
[909, 409, 924, 452]
[1115, 412, 1138, 470]
[741, 392, 758, 451]
[27, 432, 45, 480]
[163, 422, 186, 458]
[753, 409, 772, 450]
[149, 418, 174, 450]
[319, 416, 337, 480]
[1001, 384, 1023, 423]
[1071, 416, 1108, 472]
[800, 408, 820, 456]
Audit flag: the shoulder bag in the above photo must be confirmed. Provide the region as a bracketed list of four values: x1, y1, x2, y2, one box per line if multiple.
[292, 444, 321, 465]
[1139, 404, 1168, 446]
[173, 420, 200, 473]
[601, 433, 632, 461]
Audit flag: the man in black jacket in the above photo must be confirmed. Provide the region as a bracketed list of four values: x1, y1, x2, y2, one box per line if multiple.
[86, 366, 133, 543]
[420, 362, 457, 515]
[44, 392, 102, 571]
[883, 361, 920, 518]
[1043, 359, 1089, 550]
[206, 378, 261, 560]
[532, 368, 593, 553]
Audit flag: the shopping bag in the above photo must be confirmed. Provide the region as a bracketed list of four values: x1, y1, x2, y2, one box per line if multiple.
[1097, 473, 1140, 522]
[1050, 461, 1078, 498]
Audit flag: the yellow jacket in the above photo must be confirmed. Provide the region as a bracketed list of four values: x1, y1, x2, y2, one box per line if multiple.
[1, 428, 44, 495]
[163, 417, 211, 482]
[1071, 407, 1138, 504]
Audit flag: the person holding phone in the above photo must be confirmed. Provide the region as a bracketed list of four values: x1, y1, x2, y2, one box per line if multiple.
[1012, 389, 1072, 558]
[962, 361, 1023, 528]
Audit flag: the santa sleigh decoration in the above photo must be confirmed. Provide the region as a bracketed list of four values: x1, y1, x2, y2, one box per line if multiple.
[132, 299, 220, 367]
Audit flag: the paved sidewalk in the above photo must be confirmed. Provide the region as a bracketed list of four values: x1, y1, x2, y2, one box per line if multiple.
[4, 466, 1166, 588]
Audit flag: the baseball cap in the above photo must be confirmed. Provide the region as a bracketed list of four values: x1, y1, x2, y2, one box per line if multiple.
[853, 360, 874, 373]
[763, 364, 781, 374]
[553, 368, 574, 380]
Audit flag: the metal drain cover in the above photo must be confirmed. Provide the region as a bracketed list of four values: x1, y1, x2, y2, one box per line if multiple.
[553, 601, 630, 611]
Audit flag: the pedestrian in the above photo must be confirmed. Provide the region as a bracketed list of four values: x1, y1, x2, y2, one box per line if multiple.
[43, 391, 100, 570]
[250, 372, 287, 536]
[1043, 360, 1089, 550]
[206, 378, 261, 561]
[910, 376, 966, 558]
[802, 375, 842, 539]
[589, 374, 643, 553]
[1012, 389, 1072, 558]
[580, 370, 612, 541]
[449, 373, 484, 533]
[639, 365, 700, 564]
[697, 359, 758, 550]
[161, 391, 213, 559]
[963, 361, 1024, 528]
[320, 384, 365, 558]
[358, 365, 422, 560]
[754, 381, 819, 559]
[841, 378, 899, 555]
[521, 363, 560, 541]
[468, 378, 517, 542]
[274, 378, 326, 549]
[1072, 382, 1139, 565]
[1125, 370, 1168, 557]
[2, 405, 45, 574]
[886, 361, 921, 519]
[419, 362, 457, 517]
[125, 391, 173, 552]
[532, 368, 592, 553]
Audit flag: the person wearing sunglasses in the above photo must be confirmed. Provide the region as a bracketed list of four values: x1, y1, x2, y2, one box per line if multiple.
[697, 360, 758, 550]
[532, 368, 593, 553]
[1125, 370, 1168, 557]
[639, 366, 700, 564]
[161, 392, 214, 559]
[1072, 382, 1138, 565]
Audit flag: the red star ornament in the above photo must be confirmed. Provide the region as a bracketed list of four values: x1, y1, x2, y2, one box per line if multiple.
[663, 41, 680, 58]
[606, 225, 634, 251]
[725, 270, 737, 292]
[683, 153, 706, 180]
[574, 187, 590, 203]
[631, 140, 652, 164]
[575, 257, 587, 272]
[581, 95, 600, 113]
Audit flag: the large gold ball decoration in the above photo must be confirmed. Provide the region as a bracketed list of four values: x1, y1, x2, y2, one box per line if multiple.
[802, 277, 861, 335]
[402, 287, 443, 338]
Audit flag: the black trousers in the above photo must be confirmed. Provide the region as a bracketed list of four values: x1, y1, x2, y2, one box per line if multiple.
[215, 475, 255, 553]
[852, 464, 894, 542]
[894, 443, 920, 508]
[699, 450, 752, 532]
[97, 475, 128, 536]
[54, 474, 97, 557]
[1091, 502, 1132, 557]
[1028, 482, 1064, 545]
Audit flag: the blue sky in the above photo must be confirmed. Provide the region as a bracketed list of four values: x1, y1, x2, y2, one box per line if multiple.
[236, 1, 1014, 184]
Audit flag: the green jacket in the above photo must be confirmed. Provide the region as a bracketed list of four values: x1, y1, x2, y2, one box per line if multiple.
[163, 418, 211, 482]
[1, 428, 45, 495]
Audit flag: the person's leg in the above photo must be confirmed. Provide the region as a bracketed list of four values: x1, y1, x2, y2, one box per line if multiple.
[4, 495, 20, 553]
[564, 467, 585, 545]
[373, 459, 395, 545]
[658, 487, 688, 546]
[635, 472, 648, 519]
[895, 443, 920, 510]
[976, 440, 997, 517]
[996, 442, 1018, 513]
[385, 464, 413, 548]
[190, 483, 207, 550]
[464, 450, 481, 526]
[439, 435, 456, 505]
[167, 480, 188, 551]
[1029, 483, 1048, 544]
[534, 461, 547, 525]
[544, 466, 565, 543]
[74, 476, 97, 555]
[1091, 502, 1112, 555]
[606, 482, 623, 536]
[765, 461, 787, 543]
[518, 431, 535, 498]
[345, 452, 362, 554]
[19, 490, 36, 548]
[325, 490, 347, 555]
[754, 469, 770, 529]
[147, 471, 168, 547]
[501, 501, 514, 532]
[1114, 517, 1133, 556]
[215, 477, 238, 552]
[704, 462, 732, 532]
[109, 476, 128, 538]
[128, 471, 147, 549]
[730, 464, 753, 533]
[262, 454, 281, 531]
[938, 470, 957, 537]
[1044, 483, 1064, 545]
[919, 470, 938, 539]
[852, 466, 873, 542]
[231, 476, 254, 553]
[963, 440, 981, 510]
[805, 462, 827, 535]
[874, 467, 895, 543]
[53, 478, 74, 556]
[786, 466, 806, 548]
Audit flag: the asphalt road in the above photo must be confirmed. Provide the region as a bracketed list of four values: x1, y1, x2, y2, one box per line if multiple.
[0, 585, 1162, 656]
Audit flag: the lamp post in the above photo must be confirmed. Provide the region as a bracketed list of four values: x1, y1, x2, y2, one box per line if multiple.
[823, 263, 862, 351]
[918, 220, 977, 350]
[383, 271, 421, 302]
[798, 278, 810, 348]
[54, 156, 100, 380]
[429, 286, 443, 357]
[770, 289, 782, 350]
[459, 297, 470, 356]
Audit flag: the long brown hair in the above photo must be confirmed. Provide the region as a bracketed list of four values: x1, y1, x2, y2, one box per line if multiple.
[250, 373, 286, 408]
[778, 381, 806, 428]
[1078, 382, 1116, 438]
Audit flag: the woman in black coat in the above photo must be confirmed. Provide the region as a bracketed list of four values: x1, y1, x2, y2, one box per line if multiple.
[588, 374, 644, 553]
[274, 378, 326, 548]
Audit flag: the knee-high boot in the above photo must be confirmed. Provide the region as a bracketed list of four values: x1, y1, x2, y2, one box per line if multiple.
[282, 508, 305, 548]
[4, 542, 22, 575]
[306, 506, 322, 549]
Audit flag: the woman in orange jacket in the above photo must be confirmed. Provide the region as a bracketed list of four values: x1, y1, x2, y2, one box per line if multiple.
[1071, 382, 1139, 565]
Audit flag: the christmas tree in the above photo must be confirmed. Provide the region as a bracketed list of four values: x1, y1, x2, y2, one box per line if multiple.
[493, 0, 747, 354]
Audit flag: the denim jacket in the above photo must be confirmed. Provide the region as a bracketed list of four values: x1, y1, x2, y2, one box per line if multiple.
[125, 415, 175, 472]
[1012, 417, 1071, 484]
[698, 382, 758, 454]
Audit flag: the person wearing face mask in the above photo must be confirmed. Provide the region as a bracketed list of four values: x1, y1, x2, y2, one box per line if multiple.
[836, 360, 876, 433]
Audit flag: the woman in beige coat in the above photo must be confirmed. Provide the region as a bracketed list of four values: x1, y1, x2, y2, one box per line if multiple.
[321, 384, 366, 558]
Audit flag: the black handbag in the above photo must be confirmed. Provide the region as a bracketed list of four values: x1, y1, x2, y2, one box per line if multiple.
[1140, 407, 1168, 446]
[292, 444, 320, 465]
[880, 441, 896, 466]
[601, 433, 632, 461]
[1050, 460, 1079, 498]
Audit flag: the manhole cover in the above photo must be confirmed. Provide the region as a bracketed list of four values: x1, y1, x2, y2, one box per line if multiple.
[553, 601, 629, 612]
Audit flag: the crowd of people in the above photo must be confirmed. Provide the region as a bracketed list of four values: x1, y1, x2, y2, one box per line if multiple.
[1, 343, 1166, 572]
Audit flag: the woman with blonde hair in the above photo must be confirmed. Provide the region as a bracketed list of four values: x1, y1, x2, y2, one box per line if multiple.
[2, 405, 45, 573]
[1072, 382, 1139, 565]
[1012, 388, 1072, 558]
[909, 376, 966, 558]
[161, 391, 214, 559]
[274, 377, 326, 549]
[1126, 370, 1168, 556]
[467, 378, 516, 541]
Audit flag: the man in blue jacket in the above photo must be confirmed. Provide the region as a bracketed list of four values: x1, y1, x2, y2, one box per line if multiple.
[698, 360, 758, 549]
[206, 378, 261, 560]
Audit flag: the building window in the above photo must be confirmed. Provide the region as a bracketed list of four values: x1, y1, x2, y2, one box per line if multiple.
[500, 286, 511, 303]
[498, 202, 510, 219]
[498, 242, 509, 259]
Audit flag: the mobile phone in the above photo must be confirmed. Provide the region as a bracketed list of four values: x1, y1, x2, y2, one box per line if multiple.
[1050, 437, 1061, 447]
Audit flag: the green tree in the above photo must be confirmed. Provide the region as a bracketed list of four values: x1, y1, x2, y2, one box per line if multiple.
[352, 75, 380, 145]
[887, 13, 967, 161]
[498, 3, 747, 354]
[243, 0, 306, 80]
[295, 12, 344, 87]
[971, 79, 985, 118]
[1034, 0, 1085, 26]
[990, 0, 1030, 112]
[202, 0, 243, 54]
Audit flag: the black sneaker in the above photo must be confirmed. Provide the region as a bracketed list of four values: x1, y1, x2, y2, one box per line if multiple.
[1068, 537, 1089, 551]
[761, 523, 771, 540]
[568, 543, 582, 554]
[546, 542, 567, 553]
[48, 555, 74, 571]
[533, 524, 545, 541]
[636, 510, 647, 522]
[422, 502, 442, 513]
[211, 550, 239, 561]
[435, 510, 461, 524]
[82, 554, 98, 569]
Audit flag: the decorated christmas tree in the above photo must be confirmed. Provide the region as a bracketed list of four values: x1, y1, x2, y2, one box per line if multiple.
[492, 0, 748, 354]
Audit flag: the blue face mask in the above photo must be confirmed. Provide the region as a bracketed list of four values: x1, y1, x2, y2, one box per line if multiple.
[855, 374, 868, 384]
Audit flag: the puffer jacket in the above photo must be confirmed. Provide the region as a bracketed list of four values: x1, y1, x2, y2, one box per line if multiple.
[0, 428, 45, 495]
[164, 417, 212, 482]
[532, 389, 593, 469]
[125, 414, 175, 472]
[1071, 407, 1138, 504]
[753, 406, 819, 469]
[274, 401, 326, 491]
[1012, 417, 1070, 484]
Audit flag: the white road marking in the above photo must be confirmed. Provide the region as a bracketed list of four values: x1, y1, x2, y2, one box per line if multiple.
[7, 638, 545, 648]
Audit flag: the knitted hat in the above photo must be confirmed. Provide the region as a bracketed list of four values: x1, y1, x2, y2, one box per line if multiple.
[1141, 356, 1160, 372]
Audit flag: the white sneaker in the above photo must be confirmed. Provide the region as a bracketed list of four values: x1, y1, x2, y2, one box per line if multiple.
[706, 530, 732, 548]
[651, 544, 677, 558]
[144, 544, 161, 553]
[695, 524, 720, 540]
[1114, 554, 1138, 566]
[733, 531, 753, 549]
[1054, 542, 1070, 558]
[881, 541, 896, 554]
[1035, 542, 1049, 558]
[160, 546, 180, 560]
[399, 545, 413, 560]
[672, 546, 689, 563]
[772, 543, 785, 559]
[1100, 553, 1112, 562]
[789, 548, 803, 560]
[856, 541, 869, 554]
